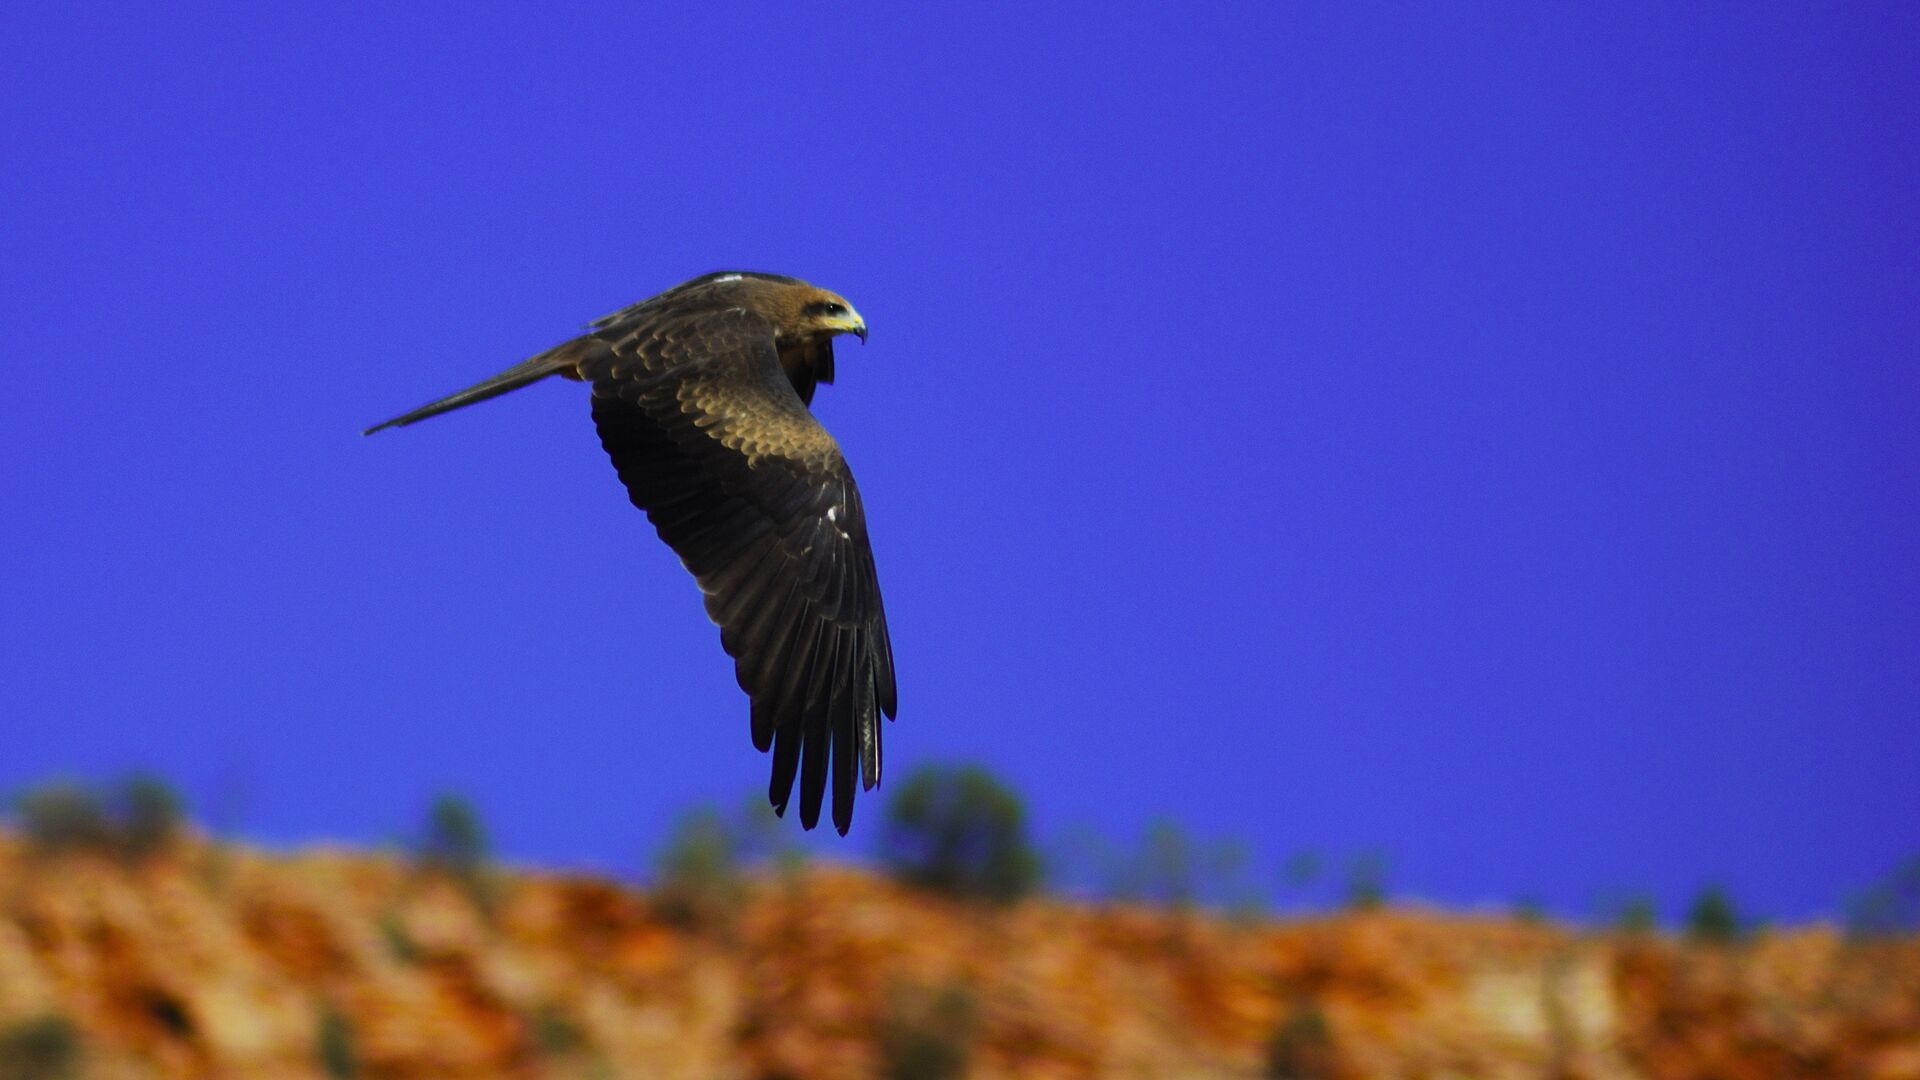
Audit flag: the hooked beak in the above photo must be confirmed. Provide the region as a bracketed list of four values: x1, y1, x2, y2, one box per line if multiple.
[853, 321, 868, 345]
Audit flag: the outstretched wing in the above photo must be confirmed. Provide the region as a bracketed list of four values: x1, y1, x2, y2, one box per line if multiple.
[583, 308, 896, 834]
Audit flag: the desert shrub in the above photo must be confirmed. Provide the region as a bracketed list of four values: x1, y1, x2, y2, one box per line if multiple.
[415, 794, 494, 914]
[1281, 850, 1324, 891]
[11, 776, 186, 861]
[1264, 1002, 1337, 1079]
[316, 1006, 357, 1079]
[418, 794, 488, 875]
[112, 775, 184, 858]
[1685, 886, 1741, 944]
[1343, 852, 1389, 911]
[528, 1003, 586, 1057]
[879, 765, 1040, 904]
[1845, 856, 1920, 940]
[377, 913, 419, 963]
[654, 807, 747, 930]
[0, 1016, 81, 1080]
[13, 785, 114, 855]
[878, 983, 977, 1080]
[1100, 820, 1258, 912]
[653, 795, 799, 930]
[1613, 895, 1659, 934]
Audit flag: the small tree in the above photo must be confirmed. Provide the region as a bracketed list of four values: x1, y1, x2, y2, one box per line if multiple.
[880, 765, 1040, 904]
[113, 775, 184, 858]
[418, 794, 488, 875]
[1344, 852, 1389, 911]
[14, 784, 114, 855]
[416, 794, 492, 915]
[1264, 1002, 1337, 1080]
[878, 982, 977, 1080]
[1845, 857, 1920, 940]
[654, 807, 747, 931]
[1614, 895, 1659, 934]
[1281, 850, 1324, 891]
[0, 1016, 81, 1080]
[1102, 820, 1257, 912]
[1685, 886, 1741, 944]
[316, 1006, 357, 1079]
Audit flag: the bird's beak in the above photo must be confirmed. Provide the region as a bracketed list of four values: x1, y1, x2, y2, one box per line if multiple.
[853, 321, 868, 345]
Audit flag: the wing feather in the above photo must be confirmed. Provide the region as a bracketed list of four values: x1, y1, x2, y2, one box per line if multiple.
[586, 307, 894, 834]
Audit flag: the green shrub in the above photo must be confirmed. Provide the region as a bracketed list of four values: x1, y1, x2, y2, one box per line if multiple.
[529, 1003, 586, 1057]
[13, 785, 114, 855]
[316, 1006, 357, 1079]
[654, 807, 747, 930]
[378, 913, 419, 963]
[113, 775, 184, 858]
[1280, 850, 1324, 891]
[1844, 856, 1920, 940]
[1264, 1002, 1337, 1079]
[1685, 886, 1741, 944]
[1613, 895, 1658, 934]
[0, 1016, 81, 1080]
[11, 776, 186, 861]
[1102, 820, 1256, 911]
[1344, 852, 1389, 911]
[878, 983, 977, 1080]
[418, 794, 488, 875]
[879, 765, 1040, 904]
[416, 794, 493, 914]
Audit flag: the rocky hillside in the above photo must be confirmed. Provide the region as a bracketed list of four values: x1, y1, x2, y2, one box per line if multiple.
[0, 834, 1915, 1079]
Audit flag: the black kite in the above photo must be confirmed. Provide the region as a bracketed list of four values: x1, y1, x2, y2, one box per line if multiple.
[366, 272, 896, 834]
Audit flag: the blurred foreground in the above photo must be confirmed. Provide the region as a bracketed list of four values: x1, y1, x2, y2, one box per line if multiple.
[1, 829, 1917, 1080]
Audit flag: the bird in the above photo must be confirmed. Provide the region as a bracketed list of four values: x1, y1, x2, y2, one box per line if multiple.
[365, 271, 897, 834]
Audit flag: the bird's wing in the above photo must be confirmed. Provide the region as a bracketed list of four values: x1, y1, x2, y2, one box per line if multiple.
[583, 308, 896, 834]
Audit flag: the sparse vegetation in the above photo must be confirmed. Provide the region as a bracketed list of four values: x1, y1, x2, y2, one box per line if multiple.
[1614, 895, 1659, 934]
[12, 776, 185, 860]
[1102, 819, 1258, 912]
[1845, 856, 1920, 940]
[13, 784, 114, 855]
[378, 912, 420, 963]
[654, 807, 748, 930]
[652, 795, 797, 931]
[1344, 852, 1389, 911]
[878, 982, 978, 1080]
[0, 1016, 81, 1080]
[418, 794, 488, 876]
[1685, 886, 1741, 944]
[1264, 1001, 1337, 1080]
[529, 1003, 586, 1057]
[1280, 850, 1323, 891]
[316, 1006, 357, 1079]
[113, 775, 184, 858]
[416, 794, 493, 915]
[879, 765, 1040, 904]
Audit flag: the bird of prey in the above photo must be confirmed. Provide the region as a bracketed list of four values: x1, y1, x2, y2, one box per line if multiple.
[365, 272, 896, 834]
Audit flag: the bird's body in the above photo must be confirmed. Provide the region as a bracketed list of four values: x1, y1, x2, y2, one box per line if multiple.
[367, 272, 895, 834]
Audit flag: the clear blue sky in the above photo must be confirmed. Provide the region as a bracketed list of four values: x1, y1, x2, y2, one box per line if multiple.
[2, 4, 1915, 923]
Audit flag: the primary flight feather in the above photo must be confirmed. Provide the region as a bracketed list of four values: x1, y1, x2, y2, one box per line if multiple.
[366, 272, 897, 834]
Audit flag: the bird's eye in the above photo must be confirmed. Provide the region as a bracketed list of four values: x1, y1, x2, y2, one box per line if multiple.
[823, 303, 846, 316]
[807, 300, 848, 318]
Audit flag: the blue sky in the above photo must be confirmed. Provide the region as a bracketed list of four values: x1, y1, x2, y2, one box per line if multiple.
[2, 4, 1915, 923]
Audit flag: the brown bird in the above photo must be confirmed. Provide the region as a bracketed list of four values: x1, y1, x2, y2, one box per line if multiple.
[365, 272, 896, 834]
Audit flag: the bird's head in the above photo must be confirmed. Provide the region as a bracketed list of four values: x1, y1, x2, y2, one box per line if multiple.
[793, 287, 867, 345]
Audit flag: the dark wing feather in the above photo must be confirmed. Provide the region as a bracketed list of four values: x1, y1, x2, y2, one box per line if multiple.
[584, 307, 895, 834]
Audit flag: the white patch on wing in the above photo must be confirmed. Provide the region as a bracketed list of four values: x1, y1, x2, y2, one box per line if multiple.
[712, 273, 743, 283]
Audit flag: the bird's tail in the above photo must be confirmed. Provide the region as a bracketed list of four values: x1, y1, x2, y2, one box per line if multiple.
[362, 339, 595, 435]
